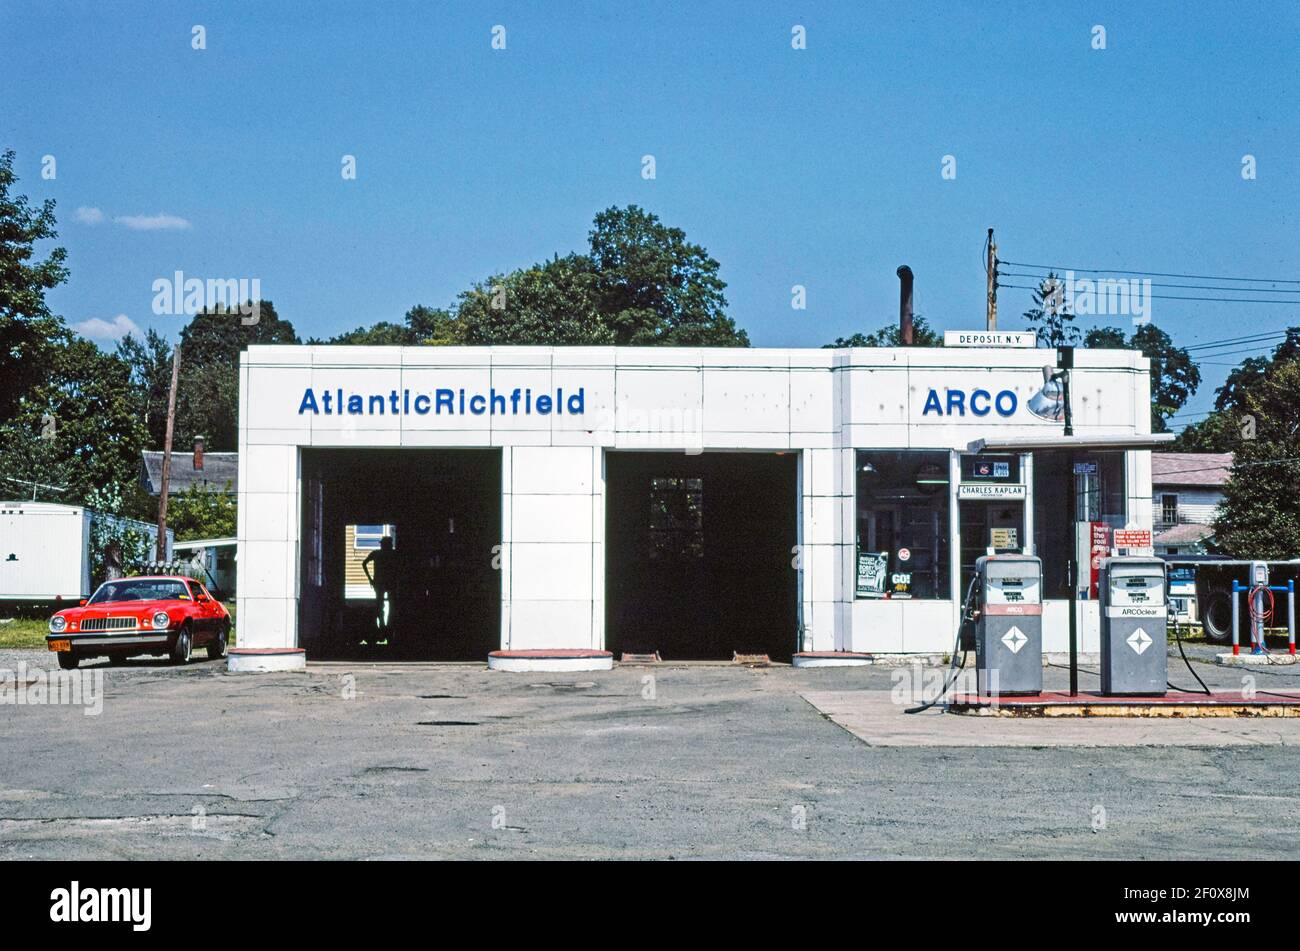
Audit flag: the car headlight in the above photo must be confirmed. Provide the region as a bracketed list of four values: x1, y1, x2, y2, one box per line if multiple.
[152, 612, 171, 630]
[49, 616, 67, 634]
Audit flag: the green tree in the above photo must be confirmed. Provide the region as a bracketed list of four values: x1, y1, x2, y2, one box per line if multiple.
[0, 336, 147, 504]
[455, 254, 610, 345]
[0, 149, 71, 422]
[1082, 326, 1126, 348]
[347, 206, 750, 348]
[1085, 323, 1201, 432]
[824, 314, 942, 348]
[317, 305, 462, 346]
[116, 328, 175, 449]
[85, 483, 153, 586]
[173, 301, 300, 450]
[1173, 327, 1300, 452]
[588, 205, 747, 346]
[167, 482, 237, 541]
[1213, 358, 1300, 558]
[1022, 273, 1080, 347]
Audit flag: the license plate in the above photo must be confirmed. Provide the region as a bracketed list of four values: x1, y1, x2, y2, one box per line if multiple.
[48, 639, 71, 653]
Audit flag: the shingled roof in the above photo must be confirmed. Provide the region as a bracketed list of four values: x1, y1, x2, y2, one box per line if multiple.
[1151, 452, 1233, 488]
[140, 450, 238, 496]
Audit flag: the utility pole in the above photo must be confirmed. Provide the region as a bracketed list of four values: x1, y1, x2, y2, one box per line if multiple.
[986, 228, 998, 330]
[156, 344, 181, 563]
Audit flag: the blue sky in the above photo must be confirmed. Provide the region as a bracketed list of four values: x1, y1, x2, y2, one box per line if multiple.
[4, 0, 1297, 426]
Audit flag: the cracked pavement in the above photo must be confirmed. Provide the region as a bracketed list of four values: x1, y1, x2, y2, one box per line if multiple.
[2, 643, 1299, 859]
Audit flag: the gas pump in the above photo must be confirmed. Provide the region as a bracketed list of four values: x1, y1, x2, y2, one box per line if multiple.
[1099, 556, 1167, 696]
[974, 554, 1043, 696]
[1249, 561, 1271, 654]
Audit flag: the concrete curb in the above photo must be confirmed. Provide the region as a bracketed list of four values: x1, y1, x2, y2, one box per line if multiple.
[488, 650, 614, 673]
[227, 647, 307, 673]
[1215, 652, 1298, 667]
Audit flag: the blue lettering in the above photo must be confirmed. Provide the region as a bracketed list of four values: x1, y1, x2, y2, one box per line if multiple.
[347, 395, 364, 414]
[414, 394, 431, 414]
[946, 390, 966, 416]
[922, 389, 943, 415]
[435, 389, 454, 413]
[298, 388, 319, 414]
[995, 390, 1017, 416]
[970, 389, 991, 416]
[470, 395, 486, 415]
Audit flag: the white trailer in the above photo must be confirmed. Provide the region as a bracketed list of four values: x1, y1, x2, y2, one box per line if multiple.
[0, 501, 172, 607]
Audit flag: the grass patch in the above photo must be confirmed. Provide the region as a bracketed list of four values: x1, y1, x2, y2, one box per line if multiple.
[0, 601, 235, 651]
[0, 618, 50, 650]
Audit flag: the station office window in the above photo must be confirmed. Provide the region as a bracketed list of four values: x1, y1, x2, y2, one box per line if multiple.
[855, 450, 951, 600]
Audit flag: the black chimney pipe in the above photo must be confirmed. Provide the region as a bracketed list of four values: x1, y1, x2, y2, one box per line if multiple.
[896, 265, 914, 346]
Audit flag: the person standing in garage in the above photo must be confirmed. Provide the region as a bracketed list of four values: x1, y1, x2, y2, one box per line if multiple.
[362, 535, 400, 645]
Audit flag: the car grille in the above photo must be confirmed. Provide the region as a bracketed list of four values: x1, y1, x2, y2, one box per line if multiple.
[80, 617, 139, 632]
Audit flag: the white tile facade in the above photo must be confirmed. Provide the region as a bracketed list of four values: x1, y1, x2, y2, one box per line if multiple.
[237, 345, 1153, 656]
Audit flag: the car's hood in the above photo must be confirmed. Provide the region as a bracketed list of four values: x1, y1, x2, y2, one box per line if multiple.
[63, 599, 188, 618]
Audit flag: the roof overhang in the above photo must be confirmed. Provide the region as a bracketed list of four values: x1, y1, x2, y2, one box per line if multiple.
[966, 434, 1176, 453]
[172, 537, 237, 550]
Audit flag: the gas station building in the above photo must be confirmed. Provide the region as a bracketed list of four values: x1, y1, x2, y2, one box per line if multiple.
[233, 343, 1158, 669]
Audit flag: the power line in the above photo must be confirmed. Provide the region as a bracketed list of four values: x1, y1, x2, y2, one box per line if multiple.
[1186, 344, 1289, 360]
[999, 271, 1300, 295]
[1183, 331, 1288, 351]
[998, 281, 1294, 304]
[999, 259, 1300, 285]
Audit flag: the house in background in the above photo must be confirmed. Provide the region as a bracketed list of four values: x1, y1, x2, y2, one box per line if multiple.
[140, 436, 238, 496]
[173, 537, 237, 599]
[1151, 452, 1233, 555]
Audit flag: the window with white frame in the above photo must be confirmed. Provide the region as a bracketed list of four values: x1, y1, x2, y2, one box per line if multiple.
[353, 524, 396, 550]
[1160, 494, 1178, 525]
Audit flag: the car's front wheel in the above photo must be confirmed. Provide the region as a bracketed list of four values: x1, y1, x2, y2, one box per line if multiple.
[169, 625, 193, 665]
[208, 622, 229, 660]
[56, 652, 80, 671]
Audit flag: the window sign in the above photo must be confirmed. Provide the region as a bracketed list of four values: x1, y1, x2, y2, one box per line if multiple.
[856, 551, 888, 598]
[856, 450, 951, 600]
[990, 527, 1018, 550]
[961, 454, 1020, 482]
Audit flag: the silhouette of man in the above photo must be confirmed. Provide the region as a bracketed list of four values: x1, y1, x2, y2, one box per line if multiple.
[362, 535, 398, 636]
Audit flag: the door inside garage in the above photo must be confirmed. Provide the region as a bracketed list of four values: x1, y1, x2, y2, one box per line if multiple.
[605, 451, 799, 661]
[298, 448, 501, 660]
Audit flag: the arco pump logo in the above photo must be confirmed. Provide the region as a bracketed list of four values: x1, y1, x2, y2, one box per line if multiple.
[921, 375, 1065, 423]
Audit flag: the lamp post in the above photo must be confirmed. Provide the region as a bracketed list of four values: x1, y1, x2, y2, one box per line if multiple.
[1054, 347, 1078, 695]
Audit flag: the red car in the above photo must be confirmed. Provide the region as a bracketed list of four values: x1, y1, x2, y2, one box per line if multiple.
[46, 575, 231, 670]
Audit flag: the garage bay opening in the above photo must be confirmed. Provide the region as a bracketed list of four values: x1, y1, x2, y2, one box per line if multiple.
[298, 449, 501, 660]
[605, 451, 799, 661]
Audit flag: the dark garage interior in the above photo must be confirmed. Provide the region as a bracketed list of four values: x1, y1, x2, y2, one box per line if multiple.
[605, 451, 799, 661]
[298, 448, 501, 660]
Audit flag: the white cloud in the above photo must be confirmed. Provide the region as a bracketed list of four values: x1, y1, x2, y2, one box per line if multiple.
[74, 206, 105, 225]
[74, 314, 141, 341]
[113, 213, 192, 231]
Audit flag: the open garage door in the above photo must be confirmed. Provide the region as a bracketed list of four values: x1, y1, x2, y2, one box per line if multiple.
[299, 448, 501, 660]
[605, 451, 799, 661]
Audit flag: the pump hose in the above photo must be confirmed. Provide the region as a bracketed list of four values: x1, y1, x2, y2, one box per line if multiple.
[1167, 617, 1211, 695]
[904, 577, 980, 714]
